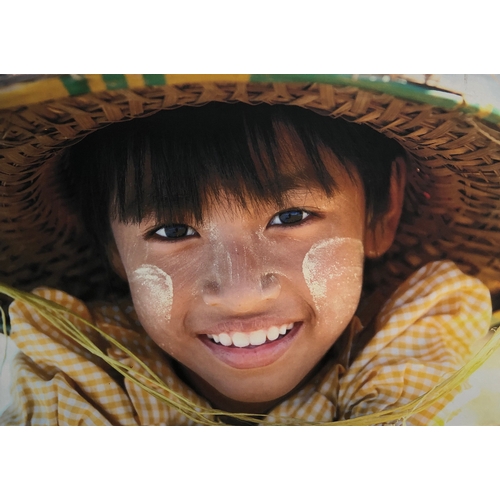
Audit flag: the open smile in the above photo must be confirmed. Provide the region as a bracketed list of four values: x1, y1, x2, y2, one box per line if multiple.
[199, 322, 302, 369]
[207, 322, 294, 347]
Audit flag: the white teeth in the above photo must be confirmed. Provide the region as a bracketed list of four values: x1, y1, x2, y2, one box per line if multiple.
[267, 326, 280, 342]
[250, 330, 267, 346]
[232, 332, 250, 348]
[219, 333, 232, 346]
[206, 322, 295, 347]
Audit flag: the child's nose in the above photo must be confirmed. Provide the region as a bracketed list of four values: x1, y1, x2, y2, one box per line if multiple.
[202, 273, 281, 311]
[201, 244, 281, 311]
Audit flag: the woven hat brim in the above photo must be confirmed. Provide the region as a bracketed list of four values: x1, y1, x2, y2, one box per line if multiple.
[1, 74, 500, 301]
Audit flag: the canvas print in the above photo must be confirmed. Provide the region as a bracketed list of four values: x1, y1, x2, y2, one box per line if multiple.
[0, 74, 499, 425]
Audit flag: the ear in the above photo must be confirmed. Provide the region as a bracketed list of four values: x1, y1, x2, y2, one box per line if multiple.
[107, 240, 128, 281]
[364, 156, 407, 259]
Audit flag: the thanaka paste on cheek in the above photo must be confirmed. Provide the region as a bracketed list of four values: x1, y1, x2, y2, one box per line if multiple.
[131, 264, 174, 323]
[302, 237, 364, 314]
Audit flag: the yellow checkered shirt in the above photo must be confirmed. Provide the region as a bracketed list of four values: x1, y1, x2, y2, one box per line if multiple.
[0, 260, 492, 425]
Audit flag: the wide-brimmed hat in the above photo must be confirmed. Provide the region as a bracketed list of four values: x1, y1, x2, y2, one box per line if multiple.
[1, 74, 500, 305]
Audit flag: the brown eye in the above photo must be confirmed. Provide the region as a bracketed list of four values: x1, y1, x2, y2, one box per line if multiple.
[270, 209, 310, 226]
[155, 224, 197, 239]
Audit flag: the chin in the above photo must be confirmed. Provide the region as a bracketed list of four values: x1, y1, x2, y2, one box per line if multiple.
[180, 358, 315, 412]
[211, 373, 304, 407]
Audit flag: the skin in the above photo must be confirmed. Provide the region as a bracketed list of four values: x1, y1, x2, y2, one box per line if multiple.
[110, 160, 406, 414]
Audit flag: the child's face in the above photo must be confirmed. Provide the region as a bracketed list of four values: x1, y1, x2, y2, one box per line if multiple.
[110, 169, 379, 411]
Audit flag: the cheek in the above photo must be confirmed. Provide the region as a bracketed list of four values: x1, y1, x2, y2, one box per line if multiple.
[129, 265, 174, 324]
[302, 237, 364, 321]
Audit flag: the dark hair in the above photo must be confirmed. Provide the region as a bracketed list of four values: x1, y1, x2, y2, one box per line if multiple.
[63, 103, 404, 251]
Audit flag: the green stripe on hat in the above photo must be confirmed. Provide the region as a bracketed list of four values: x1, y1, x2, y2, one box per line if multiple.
[144, 75, 167, 86]
[60, 75, 91, 96]
[102, 74, 129, 90]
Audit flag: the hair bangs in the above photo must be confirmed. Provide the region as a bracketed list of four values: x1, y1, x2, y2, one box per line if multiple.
[109, 103, 345, 227]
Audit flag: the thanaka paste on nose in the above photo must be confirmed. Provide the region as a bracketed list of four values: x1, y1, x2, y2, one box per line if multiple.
[131, 265, 174, 322]
[200, 221, 293, 292]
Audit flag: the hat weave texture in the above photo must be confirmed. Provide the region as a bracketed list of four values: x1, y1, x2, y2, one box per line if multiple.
[1, 74, 500, 303]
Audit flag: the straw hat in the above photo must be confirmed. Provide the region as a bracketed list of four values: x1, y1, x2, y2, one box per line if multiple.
[1, 74, 500, 306]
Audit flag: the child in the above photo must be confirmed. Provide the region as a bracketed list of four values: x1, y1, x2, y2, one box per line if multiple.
[0, 74, 497, 425]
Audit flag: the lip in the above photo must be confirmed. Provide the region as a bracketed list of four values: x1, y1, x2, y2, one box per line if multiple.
[199, 322, 302, 369]
[198, 317, 298, 336]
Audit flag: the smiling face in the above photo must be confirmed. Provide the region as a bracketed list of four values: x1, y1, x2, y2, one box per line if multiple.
[72, 103, 405, 413]
[110, 170, 383, 412]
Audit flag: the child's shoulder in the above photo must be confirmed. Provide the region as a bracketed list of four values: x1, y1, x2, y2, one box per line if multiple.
[9, 286, 138, 332]
[377, 260, 491, 359]
[335, 260, 492, 424]
[7, 286, 143, 373]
